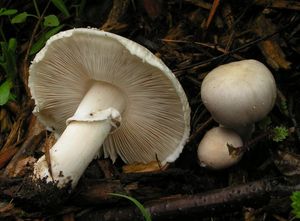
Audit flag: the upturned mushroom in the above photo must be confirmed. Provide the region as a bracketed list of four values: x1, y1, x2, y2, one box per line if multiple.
[29, 28, 190, 188]
[201, 59, 277, 129]
[197, 127, 243, 169]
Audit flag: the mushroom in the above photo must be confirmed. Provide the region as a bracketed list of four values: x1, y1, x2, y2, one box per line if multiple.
[201, 59, 277, 129]
[197, 127, 243, 169]
[219, 124, 255, 142]
[29, 28, 190, 188]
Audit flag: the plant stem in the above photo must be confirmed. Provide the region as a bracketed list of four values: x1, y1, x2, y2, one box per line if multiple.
[21, 0, 51, 95]
[32, 0, 41, 18]
[0, 25, 6, 42]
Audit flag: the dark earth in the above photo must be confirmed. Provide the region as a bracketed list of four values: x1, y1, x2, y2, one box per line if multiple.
[0, 0, 300, 220]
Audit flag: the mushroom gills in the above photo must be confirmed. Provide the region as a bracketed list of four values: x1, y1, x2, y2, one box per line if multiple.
[33, 81, 126, 188]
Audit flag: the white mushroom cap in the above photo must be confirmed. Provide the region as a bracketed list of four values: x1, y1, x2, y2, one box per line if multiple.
[29, 28, 190, 165]
[201, 59, 277, 128]
[197, 127, 243, 170]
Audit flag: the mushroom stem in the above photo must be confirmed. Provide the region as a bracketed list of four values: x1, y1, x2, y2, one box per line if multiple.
[33, 82, 126, 188]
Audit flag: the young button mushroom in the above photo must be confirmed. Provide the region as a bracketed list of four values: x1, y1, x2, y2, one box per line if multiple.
[201, 59, 277, 129]
[197, 127, 243, 170]
[29, 28, 190, 188]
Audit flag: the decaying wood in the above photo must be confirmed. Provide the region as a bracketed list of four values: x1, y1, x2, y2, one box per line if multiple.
[253, 15, 291, 70]
[4, 132, 44, 177]
[254, 0, 300, 11]
[73, 169, 208, 206]
[0, 109, 12, 135]
[0, 146, 18, 169]
[0, 169, 296, 221]
[4, 115, 46, 177]
[75, 179, 297, 221]
[184, 0, 211, 10]
[0, 104, 32, 171]
[101, 0, 130, 31]
[1, 108, 29, 151]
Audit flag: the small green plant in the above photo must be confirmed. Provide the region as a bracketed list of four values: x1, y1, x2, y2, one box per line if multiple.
[291, 191, 300, 218]
[258, 117, 289, 143]
[0, 0, 69, 53]
[272, 126, 289, 142]
[109, 193, 152, 221]
[0, 0, 69, 105]
[0, 38, 17, 105]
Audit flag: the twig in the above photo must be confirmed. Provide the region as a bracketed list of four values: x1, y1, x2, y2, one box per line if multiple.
[76, 178, 298, 221]
[173, 17, 299, 73]
[21, 0, 51, 96]
[288, 96, 300, 142]
[187, 117, 213, 144]
[161, 39, 244, 60]
[205, 0, 220, 29]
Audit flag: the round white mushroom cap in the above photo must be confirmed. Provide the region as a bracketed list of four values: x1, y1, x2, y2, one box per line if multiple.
[197, 127, 243, 170]
[29, 28, 190, 165]
[201, 59, 277, 128]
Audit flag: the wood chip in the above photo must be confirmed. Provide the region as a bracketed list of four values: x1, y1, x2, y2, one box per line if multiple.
[122, 161, 168, 173]
[253, 15, 291, 70]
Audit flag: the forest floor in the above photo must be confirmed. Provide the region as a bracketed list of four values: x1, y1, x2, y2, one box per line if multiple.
[0, 0, 300, 220]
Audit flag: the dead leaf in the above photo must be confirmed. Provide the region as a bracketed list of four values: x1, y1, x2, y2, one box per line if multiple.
[0, 202, 14, 213]
[143, 0, 162, 19]
[123, 161, 168, 173]
[273, 150, 300, 178]
[63, 213, 75, 221]
[0, 146, 18, 169]
[101, 0, 129, 32]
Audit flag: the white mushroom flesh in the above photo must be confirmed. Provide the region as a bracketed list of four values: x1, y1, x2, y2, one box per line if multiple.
[34, 82, 125, 188]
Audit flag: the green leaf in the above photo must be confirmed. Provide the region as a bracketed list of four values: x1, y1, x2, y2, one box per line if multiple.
[11, 12, 28, 24]
[51, 0, 70, 17]
[43, 15, 60, 27]
[272, 126, 289, 142]
[8, 38, 17, 52]
[109, 193, 152, 221]
[0, 39, 17, 78]
[0, 79, 13, 105]
[29, 25, 64, 55]
[0, 8, 18, 16]
[291, 191, 300, 218]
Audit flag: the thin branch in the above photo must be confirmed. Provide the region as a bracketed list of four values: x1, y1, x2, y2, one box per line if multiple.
[173, 17, 299, 74]
[21, 0, 51, 95]
[76, 178, 298, 221]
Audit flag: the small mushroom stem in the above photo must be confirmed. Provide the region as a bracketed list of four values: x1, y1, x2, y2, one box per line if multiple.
[220, 124, 255, 142]
[33, 82, 126, 188]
